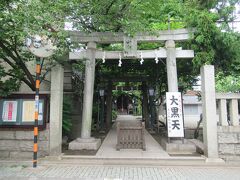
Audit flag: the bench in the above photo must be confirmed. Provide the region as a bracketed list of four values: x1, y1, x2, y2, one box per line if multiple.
[116, 120, 146, 150]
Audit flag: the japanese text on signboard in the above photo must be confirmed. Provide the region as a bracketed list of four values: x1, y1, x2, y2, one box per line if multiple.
[166, 92, 184, 137]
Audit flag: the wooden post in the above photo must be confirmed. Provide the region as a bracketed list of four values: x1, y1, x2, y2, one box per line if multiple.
[116, 122, 120, 151]
[106, 81, 113, 130]
[142, 122, 146, 150]
[142, 82, 149, 128]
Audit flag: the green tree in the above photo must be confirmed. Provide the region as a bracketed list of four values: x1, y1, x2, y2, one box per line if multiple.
[1, 0, 240, 96]
[0, 0, 69, 96]
[216, 72, 240, 93]
[71, 0, 240, 90]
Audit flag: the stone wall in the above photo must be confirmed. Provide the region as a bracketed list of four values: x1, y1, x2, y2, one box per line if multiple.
[0, 125, 49, 159]
[218, 126, 240, 161]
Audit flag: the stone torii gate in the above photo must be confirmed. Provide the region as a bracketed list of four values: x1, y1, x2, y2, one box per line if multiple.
[68, 29, 194, 150]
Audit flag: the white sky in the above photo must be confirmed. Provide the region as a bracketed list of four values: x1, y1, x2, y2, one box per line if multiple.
[232, 3, 240, 32]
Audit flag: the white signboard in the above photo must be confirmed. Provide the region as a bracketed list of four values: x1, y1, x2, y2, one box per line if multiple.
[22, 101, 43, 122]
[2, 101, 18, 122]
[166, 92, 184, 137]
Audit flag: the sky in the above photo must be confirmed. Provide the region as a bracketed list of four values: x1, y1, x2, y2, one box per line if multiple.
[232, 3, 240, 32]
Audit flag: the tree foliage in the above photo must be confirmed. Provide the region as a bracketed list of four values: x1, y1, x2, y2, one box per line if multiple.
[1, 0, 240, 95]
[216, 72, 240, 93]
[0, 0, 69, 96]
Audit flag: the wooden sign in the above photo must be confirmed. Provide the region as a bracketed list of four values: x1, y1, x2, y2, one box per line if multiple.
[166, 92, 184, 137]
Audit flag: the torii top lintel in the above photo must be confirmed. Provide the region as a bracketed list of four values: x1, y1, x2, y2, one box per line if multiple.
[69, 29, 192, 44]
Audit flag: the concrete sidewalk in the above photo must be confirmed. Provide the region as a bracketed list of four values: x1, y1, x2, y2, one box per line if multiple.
[1, 163, 240, 180]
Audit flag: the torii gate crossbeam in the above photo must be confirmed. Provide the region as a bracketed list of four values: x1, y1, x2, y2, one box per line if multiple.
[69, 29, 191, 43]
[69, 49, 194, 60]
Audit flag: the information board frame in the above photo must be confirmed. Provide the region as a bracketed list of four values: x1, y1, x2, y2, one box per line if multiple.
[0, 94, 49, 130]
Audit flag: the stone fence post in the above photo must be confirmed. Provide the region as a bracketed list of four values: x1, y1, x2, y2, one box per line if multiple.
[201, 65, 224, 163]
[49, 64, 64, 156]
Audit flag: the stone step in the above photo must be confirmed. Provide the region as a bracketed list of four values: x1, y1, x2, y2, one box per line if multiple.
[188, 139, 204, 154]
[160, 138, 198, 154]
[39, 155, 207, 166]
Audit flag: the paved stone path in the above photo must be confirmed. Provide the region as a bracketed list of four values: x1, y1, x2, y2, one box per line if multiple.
[1, 164, 240, 180]
[115, 115, 142, 121]
[96, 115, 169, 158]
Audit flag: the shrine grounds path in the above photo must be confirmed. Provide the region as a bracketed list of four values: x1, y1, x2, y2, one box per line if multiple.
[1, 163, 240, 180]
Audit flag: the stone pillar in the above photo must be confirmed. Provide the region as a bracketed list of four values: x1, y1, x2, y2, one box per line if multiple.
[81, 42, 97, 138]
[165, 40, 178, 92]
[229, 99, 239, 126]
[69, 42, 101, 150]
[218, 99, 228, 126]
[201, 65, 223, 163]
[49, 64, 64, 156]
